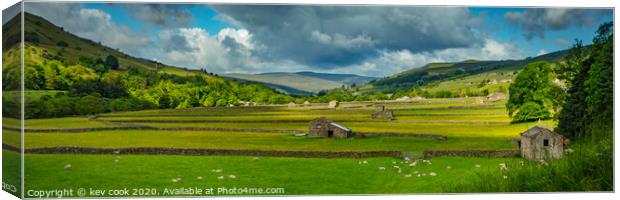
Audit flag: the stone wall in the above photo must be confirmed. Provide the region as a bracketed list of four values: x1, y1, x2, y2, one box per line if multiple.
[2, 144, 401, 158]
[422, 150, 520, 158]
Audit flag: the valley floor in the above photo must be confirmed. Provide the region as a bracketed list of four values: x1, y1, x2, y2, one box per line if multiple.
[2, 98, 556, 197]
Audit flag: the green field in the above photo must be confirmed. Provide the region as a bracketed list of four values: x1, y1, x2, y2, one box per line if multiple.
[9, 150, 521, 196]
[3, 98, 554, 196]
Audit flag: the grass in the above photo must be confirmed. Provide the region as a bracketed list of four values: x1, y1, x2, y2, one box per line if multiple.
[1, 98, 572, 195]
[6, 130, 515, 154]
[8, 150, 522, 196]
[447, 133, 613, 192]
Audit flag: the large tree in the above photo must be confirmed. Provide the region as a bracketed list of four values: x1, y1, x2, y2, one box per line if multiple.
[506, 61, 561, 122]
[556, 22, 613, 140]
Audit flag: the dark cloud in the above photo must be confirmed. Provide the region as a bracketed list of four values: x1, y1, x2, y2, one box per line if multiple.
[211, 5, 483, 69]
[24, 2, 153, 57]
[505, 8, 612, 40]
[161, 33, 196, 52]
[123, 4, 193, 27]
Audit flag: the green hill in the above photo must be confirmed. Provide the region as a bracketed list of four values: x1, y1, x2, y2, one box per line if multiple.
[2, 12, 294, 119]
[363, 49, 570, 94]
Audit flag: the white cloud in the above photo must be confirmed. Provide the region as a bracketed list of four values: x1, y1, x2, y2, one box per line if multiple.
[217, 28, 254, 50]
[328, 39, 524, 77]
[536, 49, 548, 56]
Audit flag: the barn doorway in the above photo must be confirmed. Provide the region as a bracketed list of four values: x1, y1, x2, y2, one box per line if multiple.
[328, 130, 334, 138]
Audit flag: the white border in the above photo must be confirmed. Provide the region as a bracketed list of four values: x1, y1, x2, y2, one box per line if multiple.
[0, 0, 618, 200]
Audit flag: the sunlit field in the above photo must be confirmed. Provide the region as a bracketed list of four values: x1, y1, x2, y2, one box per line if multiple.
[2, 98, 555, 196]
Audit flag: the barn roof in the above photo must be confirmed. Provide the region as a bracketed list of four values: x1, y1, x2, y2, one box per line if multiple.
[329, 122, 351, 132]
[520, 126, 560, 137]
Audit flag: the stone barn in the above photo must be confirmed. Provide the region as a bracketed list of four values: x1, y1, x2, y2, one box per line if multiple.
[371, 104, 394, 120]
[308, 117, 352, 138]
[519, 126, 564, 160]
[328, 100, 339, 108]
[288, 102, 296, 108]
[485, 93, 507, 102]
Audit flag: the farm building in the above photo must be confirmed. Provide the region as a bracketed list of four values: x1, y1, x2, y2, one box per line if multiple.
[308, 117, 352, 138]
[395, 96, 412, 102]
[288, 102, 296, 108]
[371, 104, 394, 120]
[485, 93, 507, 102]
[303, 101, 311, 107]
[519, 126, 564, 160]
[328, 100, 339, 108]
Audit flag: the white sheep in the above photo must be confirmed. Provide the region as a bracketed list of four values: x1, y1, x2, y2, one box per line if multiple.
[228, 175, 236, 179]
[64, 164, 72, 170]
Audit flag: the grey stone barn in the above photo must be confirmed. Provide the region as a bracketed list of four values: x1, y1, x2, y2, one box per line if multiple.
[308, 117, 352, 138]
[371, 104, 394, 120]
[519, 126, 564, 160]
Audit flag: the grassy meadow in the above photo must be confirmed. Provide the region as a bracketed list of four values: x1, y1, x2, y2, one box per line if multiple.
[4, 98, 558, 196]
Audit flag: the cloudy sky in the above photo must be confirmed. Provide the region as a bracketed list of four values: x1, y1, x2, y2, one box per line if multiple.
[11, 2, 614, 77]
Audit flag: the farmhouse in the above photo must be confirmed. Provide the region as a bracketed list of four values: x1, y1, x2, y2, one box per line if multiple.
[308, 117, 352, 138]
[519, 126, 564, 160]
[328, 100, 339, 108]
[371, 104, 394, 120]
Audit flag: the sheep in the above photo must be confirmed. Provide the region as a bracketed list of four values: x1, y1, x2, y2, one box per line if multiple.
[429, 172, 437, 176]
[228, 175, 236, 179]
[217, 176, 224, 180]
[404, 174, 412, 178]
[475, 164, 481, 168]
[378, 167, 386, 171]
[211, 169, 223, 173]
[197, 176, 203, 180]
[499, 163, 508, 171]
[446, 166, 452, 169]
[64, 164, 72, 171]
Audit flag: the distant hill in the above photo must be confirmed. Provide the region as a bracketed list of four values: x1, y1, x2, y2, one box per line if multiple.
[223, 72, 378, 94]
[365, 49, 570, 93]
[290, 71, 377, 86]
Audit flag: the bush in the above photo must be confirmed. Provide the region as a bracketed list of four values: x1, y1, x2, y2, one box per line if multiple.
[512, 102, 551, 122]
[56, 40, 69, 47]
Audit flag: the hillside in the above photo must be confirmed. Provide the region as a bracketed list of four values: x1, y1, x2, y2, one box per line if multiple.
[223, 72, 377, 94]
[363, 49, 570, 94]
[2, 12, 294, 119]
[2, 12, 206, 75]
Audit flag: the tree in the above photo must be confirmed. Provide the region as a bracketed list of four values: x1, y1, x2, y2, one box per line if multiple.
[506, 61, 558, 117]
[105, 55, 120, 70]
[556, 22, 613, 140]
[555, 39, 587, 87]
[512, 102, 551, 122]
